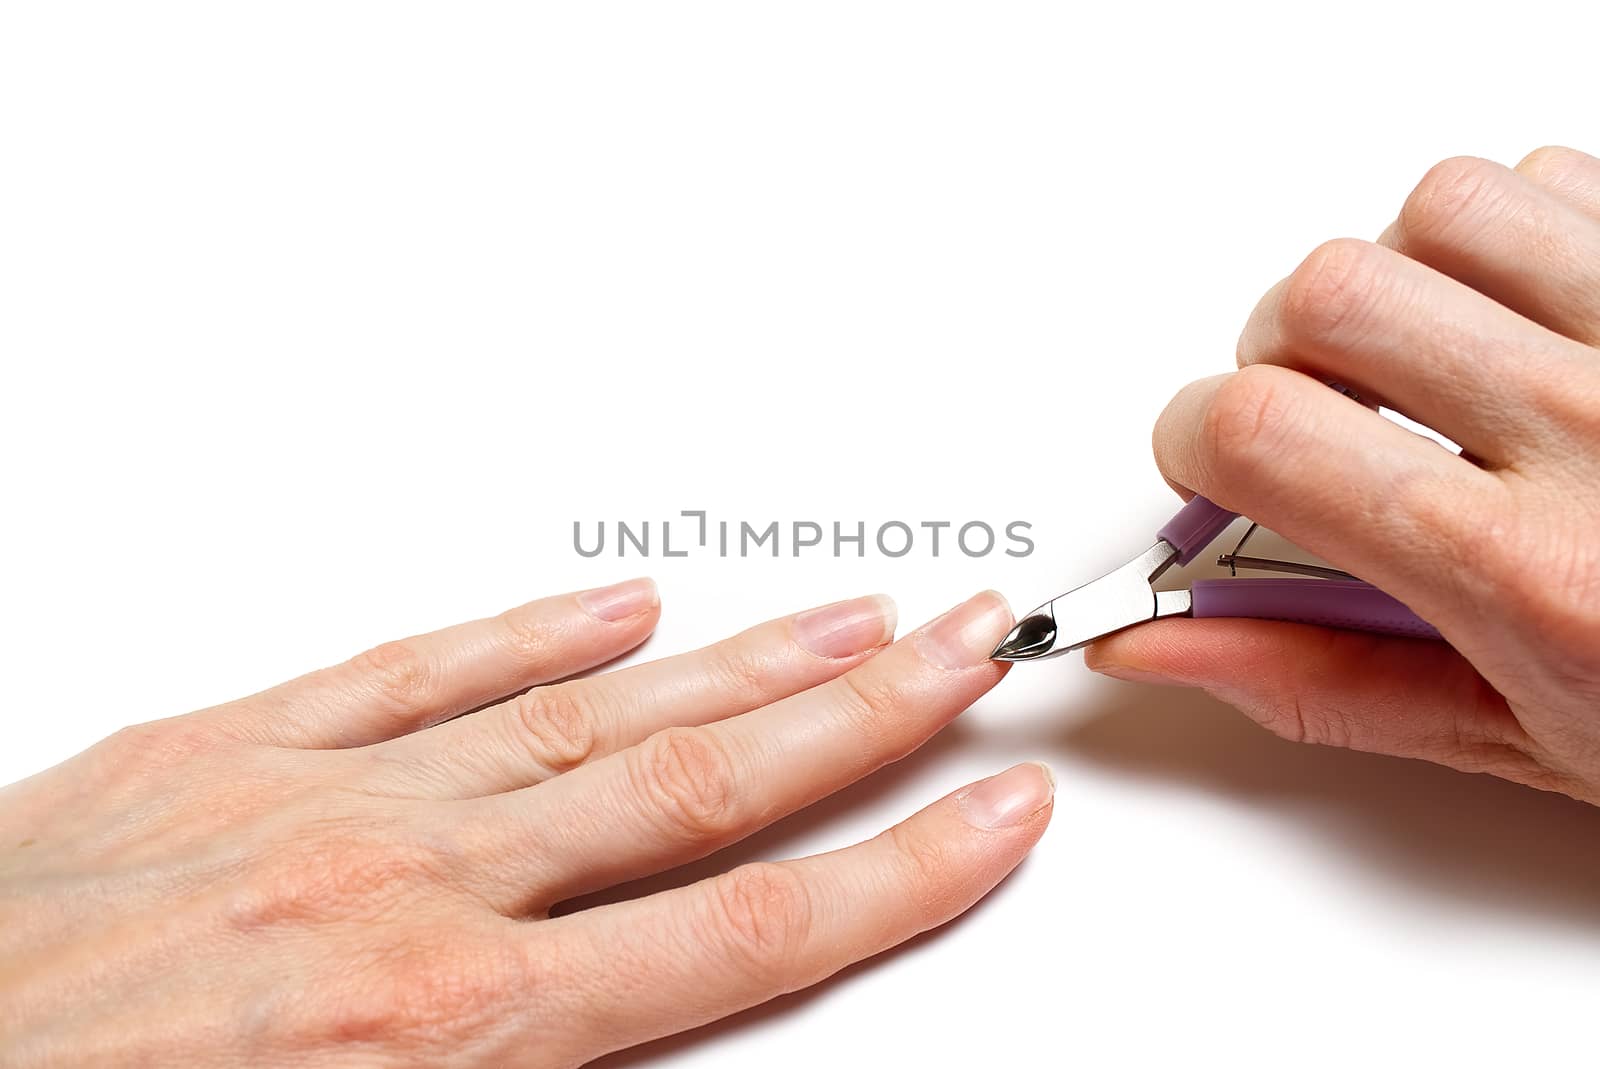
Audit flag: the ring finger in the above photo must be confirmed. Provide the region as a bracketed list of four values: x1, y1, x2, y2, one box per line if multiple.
[362, 593, 897, 796]
[196, 578, 663, 748]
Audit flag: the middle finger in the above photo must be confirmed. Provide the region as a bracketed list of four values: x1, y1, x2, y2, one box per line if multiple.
[449, 590, 1012, 914]
[362, 594, 898, 797]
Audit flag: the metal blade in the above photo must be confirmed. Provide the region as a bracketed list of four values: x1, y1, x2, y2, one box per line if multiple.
[991, 541, 1187, 661]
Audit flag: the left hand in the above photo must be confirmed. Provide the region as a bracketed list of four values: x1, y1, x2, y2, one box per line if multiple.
[1087, 147, 1600, 804]
[0, 582, 1047, 1067]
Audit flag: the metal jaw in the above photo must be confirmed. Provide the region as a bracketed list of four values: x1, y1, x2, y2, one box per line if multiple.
[991, 540, 1192, 661]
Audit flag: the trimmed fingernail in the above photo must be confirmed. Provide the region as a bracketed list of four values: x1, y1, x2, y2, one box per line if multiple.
[916, 590, 1012, 670]
[1085, 659, 1183, 687]
[959, 762, 1055, 829]
[577, 577, 659, 622]
[792, 594, 897, 659]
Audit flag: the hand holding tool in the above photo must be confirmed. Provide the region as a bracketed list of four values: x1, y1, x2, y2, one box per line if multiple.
[991, 495, 1440, 661]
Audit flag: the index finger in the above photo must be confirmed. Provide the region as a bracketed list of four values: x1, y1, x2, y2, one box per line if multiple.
[1152, 365, 1506, 639]
[542, 762, 1054, 1062]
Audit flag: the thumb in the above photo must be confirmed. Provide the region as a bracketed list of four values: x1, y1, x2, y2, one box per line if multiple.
[1084, 619, 1544, 784]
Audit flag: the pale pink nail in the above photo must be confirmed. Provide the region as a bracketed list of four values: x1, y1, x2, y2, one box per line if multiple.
[916, 590, 1012, 669]
[792, 595, 897, 659]
[958, 762, 1055, 829]
[577, 577, 659, 622]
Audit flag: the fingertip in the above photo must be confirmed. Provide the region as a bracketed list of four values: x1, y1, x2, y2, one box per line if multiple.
[1022, 761, 1058, 837]
[1031, 759, 1057, 794]
[874, 593, 900, 642]
[984, 588, 1014, 625]
[1151, 372, 1228, 495]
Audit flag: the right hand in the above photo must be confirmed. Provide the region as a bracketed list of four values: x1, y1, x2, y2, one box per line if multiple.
[1088, 147, 1600, 805]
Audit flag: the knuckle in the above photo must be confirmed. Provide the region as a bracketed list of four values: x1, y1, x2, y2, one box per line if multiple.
[885, 822, 956, 916]
[97, 717, 224, 774]
[834, 671, 911, 751]
[1197, 366, 1303, 488]
[631, 726, 739, 842]
[350, 640, 436, 715]
[706, 863, 812, 983]
[703, 643, 773, 706]
[497, 602, 559, 665]
[1279, 237, 1387, 347]
[512, 685, 597, 774]
[1397, 156, 1511, 251]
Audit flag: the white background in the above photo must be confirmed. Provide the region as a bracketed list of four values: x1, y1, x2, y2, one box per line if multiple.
[4, 3, 1599, 1065]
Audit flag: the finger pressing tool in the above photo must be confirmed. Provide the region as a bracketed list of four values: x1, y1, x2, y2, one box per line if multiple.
[991, 495, 1441, 661]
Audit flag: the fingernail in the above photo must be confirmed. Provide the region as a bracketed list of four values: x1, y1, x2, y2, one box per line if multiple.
[916, 590, 1012, 669]
[577, 577, 659, 622]
[1085, 659, 1184, 687]
[959, 762, 1055, 829]
[792, 595, 897, 659]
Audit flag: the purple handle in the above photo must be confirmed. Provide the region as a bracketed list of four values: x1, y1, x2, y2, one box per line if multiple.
[1192, 578, 1441, 640]
[1157, 495, 1238, 565]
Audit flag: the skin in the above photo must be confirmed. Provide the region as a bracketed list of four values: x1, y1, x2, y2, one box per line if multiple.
[0, 585, 1052, 1067]
[1088, 145, 1600, 805]
[5, 144, 1600, 1064]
